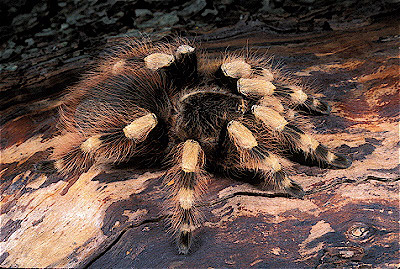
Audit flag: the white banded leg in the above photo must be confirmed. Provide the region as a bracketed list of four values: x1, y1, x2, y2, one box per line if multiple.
[144, 44, 196, 71]
[215, 59, 253, 89]
[59, 113, 159, 167]
[227, 120, 304, 197]
[164, 139, 208, 254]
[251, 105, 351, 168]
[218, 60, 331, 115]
[144, 44, 197, 87]
[273, 84, 331, 115]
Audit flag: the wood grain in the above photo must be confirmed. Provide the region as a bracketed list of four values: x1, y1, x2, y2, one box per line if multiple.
[1, 19, 399, 268]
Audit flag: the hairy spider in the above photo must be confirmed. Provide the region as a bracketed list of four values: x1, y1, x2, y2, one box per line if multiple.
[52, 37, 351, 254]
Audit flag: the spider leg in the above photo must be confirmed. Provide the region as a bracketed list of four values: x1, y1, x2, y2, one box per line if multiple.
[164, 140, 208, 254]
[52, 132, 95, 177]
[53, 112, 158, 176]
[226, 120, 304, 198]
[215, 59, 253, 88]
[236, 74, 331, 115]
[144, 43, 197, 88]
[251, 104, 351, 169]
[213, 56, 330, 115]
[272, 83, 331, 115]
[93, 112, 158, 161]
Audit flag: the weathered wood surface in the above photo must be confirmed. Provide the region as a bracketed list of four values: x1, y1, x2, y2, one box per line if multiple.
[1, 19, 399, 268]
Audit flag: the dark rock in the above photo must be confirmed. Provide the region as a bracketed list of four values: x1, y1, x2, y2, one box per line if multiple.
[11, 13, 31, 26]
[35, 28, 57, 37]
[138, 11, 179, 28]
[1, 49, 13, 60]
[24, 38, 35, 47]
[135, 9, 152, 17]
[178, 0, 207, 17]
[201, 9, 218, 17]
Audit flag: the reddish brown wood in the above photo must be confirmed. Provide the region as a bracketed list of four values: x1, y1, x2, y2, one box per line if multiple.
[1, 18, 398, 268]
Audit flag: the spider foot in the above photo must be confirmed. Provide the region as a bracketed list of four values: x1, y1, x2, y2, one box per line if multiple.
[284, 179, 305, 199]
[273, 170, 305, 199]
[328, 152, 352, 169]
[178, 230, 192, 255]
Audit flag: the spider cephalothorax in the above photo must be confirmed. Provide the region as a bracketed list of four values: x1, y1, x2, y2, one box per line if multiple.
[52, 37, 351, 254]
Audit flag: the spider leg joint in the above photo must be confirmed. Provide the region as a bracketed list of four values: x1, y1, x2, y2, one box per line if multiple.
[237, 78, 276, 96]
[176, 45, 195, 54]
[221, 61, 252, 79]
[144, 53, 175, 70]
[123, 113, 158, 141]
[181, 140, 203, 173]
[227, 120, 258, 149]
[80, 135, 102, 153]
[252, 105, 288, 131]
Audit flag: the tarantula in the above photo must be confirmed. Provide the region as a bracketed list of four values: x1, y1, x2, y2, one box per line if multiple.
[52, 37, 351, 254]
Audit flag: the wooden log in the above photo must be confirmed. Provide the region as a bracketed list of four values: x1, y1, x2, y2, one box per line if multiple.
[1, 19, 398, 268]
